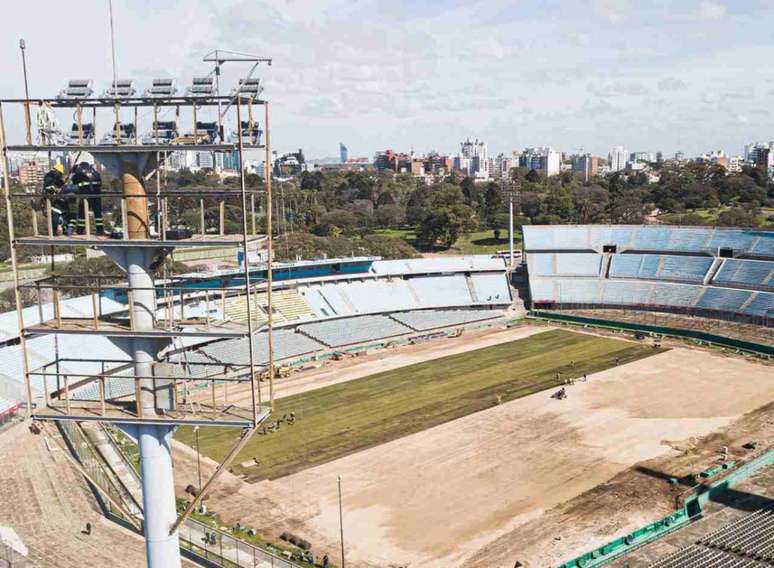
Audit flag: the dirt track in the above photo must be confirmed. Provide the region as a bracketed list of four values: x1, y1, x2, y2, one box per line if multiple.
[173, 329, 774, 568]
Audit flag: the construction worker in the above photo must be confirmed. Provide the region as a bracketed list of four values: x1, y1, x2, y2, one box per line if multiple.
[42, 163, 69, 235]
[71, 162, 104, 235]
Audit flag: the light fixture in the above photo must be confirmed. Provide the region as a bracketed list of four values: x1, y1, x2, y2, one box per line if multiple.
[103, 79, 136, 98]
[232, 77, 262, 99]
[57, 80, 93, 99]
[187, 77, 215, 97]
[144, 78, 177, 97]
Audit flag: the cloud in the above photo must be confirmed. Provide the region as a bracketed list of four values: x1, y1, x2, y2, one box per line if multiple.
[658, 78, 687, 92]
[697, 1, 726, 20]
[589, 82, 649, 97]
[592, 0, 630, 23]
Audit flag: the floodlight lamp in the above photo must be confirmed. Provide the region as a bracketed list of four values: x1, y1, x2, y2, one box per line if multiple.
[145, 78, 177, 97]
[58, 79, 94, 99]
[103, 79, 136, 98]
[187, 77, 215, 97]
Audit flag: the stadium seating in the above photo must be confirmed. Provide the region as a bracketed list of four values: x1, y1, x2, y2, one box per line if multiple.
[696, 287, 753, 313]
[337, 279, 418, 314]
[370, 255, 505, 275]
[299, 286, 338, 317]
[391, 309, 504, 331]
[523, 225, 774, 257]
[223, 289, 315, 325]
[609, 254, 713, 283]
[470, 273, 512, 303]
[742, 292, 774, 318]
[408, 275, 473, 307]
[650, 505, 774, 567]
[198, 329, 324, 366]
[298, 315, 412, 347]
[525, 226, 774, 321]
[713, 259, 774, 290]
[0, 397, 20, 419]
[530, 253, 602, 276]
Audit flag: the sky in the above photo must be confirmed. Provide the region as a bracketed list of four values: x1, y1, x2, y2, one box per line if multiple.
[1, 0, 774, 160]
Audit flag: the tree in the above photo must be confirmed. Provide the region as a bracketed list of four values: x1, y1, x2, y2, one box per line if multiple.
[313, 209, 359, 236]
[716, 207, 760, 227]
[374, 204, 405, 227]
[525, 169, 541, 183]
[413, 183, 478, 249]
[482, 182, 503, 228]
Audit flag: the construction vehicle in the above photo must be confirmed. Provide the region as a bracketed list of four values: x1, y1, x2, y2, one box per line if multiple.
[258, 365, 291, 381]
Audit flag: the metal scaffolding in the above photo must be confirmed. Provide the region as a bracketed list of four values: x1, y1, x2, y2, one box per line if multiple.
[0, 58, 274, 568]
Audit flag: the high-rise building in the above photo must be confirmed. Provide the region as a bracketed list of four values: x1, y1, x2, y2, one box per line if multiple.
[519, 147, 561, 177]
[630, 151, 653, 163]
[459, 138, 489, 179]
[339, 143, 348, 163]
[18, 162, 45, 188]
[744, 141, 774, 164]
[571, 154, 599, 179]
[608, 146, 627, 172]
[727, 156, 742, 173]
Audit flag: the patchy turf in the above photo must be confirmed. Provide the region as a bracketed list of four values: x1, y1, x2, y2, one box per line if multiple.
[177, 329, 662, 481]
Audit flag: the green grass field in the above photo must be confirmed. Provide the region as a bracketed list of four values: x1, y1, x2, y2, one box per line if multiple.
[369, 228, 522, 255]
[177, 329, 662, 481]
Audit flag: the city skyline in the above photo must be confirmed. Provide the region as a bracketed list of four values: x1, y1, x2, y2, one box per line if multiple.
[1, 0, 773, 159]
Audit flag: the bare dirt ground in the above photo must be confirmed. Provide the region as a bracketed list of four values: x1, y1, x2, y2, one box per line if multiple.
[173, 335, 774, 568]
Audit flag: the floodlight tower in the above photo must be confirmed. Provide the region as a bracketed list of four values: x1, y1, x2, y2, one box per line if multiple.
[0, 56, 272, 568]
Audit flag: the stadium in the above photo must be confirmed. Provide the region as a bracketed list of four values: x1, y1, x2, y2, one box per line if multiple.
[0, 220, 771, 567]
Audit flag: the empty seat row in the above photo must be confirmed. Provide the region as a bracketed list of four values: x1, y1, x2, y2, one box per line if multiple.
[530, 253, 601, 277]
[523, 225, 774, 258]
[197, 329, 325, 366]
[370, 255, 505, 274]
[529, 276, 774, 319]
[297, 315, 412, 347]
[609, 254, 713, 283]
[714, 259, 774, 290]
[391, 309, 503, 331]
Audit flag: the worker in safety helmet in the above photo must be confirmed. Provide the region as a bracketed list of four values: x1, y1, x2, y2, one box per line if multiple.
[71, 161, 104, 235]
[42, 163, 70, 235]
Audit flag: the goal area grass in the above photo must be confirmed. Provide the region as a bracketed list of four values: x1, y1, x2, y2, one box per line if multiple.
[176, 328, 662, 481]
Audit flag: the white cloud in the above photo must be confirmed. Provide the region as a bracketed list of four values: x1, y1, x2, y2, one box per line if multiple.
[592, 0, 630, 23]
[658, 78, 687, 92]
[697, 1, 726, 21]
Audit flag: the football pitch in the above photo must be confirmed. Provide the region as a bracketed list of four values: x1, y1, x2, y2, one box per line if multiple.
[177, 328, 662, 481]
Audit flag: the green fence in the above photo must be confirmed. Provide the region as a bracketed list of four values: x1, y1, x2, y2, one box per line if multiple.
[556, 449, 773, 568]
[528, 310, 774, 357]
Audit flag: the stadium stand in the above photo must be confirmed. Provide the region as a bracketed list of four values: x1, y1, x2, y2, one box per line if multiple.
[408, 275, 473, 307]
[0, 396, 20, 425]
[391, 309, 504, 331]
[523, 225, 774, 257]
[531, 253, 602, 277]
[370, 256, 505, 275]
[0, 295, 126, 344]
[609, 254, 714, 283]
[222, 289, 315, 325]
[334, 279, 418, 314]
[197, 329, 324, 366]
[298, 315, 412, 347]
[470, 273, 512, 303]
[524, 225, 774, 323]
[713, 259, 774, 291]
[650, 505, 774, 567]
